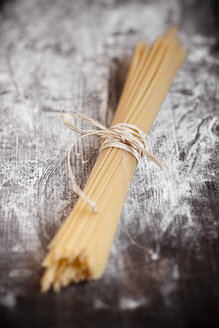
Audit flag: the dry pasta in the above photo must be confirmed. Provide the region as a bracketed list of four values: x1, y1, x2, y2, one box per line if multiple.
[41, 27, 187, 292]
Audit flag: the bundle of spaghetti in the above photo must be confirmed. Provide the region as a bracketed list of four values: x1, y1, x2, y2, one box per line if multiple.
[41, 27, 187, 292]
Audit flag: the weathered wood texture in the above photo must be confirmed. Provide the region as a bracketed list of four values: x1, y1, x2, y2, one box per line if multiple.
[0, 0, 218, 327]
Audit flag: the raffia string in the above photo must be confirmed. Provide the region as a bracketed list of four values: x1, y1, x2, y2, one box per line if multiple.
[60, 108, 168, 213]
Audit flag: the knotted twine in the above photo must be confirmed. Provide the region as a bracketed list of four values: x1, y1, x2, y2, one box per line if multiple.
[60, 109, 168, 213]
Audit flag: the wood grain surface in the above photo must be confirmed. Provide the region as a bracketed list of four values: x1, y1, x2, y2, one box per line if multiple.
[0, 0, 218, 327]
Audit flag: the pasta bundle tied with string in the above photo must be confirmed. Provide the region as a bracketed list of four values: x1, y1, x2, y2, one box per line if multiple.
[41, 27, 187, 292]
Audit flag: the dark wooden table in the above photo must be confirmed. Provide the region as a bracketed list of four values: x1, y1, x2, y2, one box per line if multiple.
[0, 0, 218, 327]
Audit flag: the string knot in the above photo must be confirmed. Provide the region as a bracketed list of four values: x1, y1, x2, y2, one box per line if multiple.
[60, 108, 168, 213]
[101, 123, 148, 163]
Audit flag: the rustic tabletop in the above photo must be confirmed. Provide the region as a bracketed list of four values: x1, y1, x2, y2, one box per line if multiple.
[0, 0, 218, 327]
